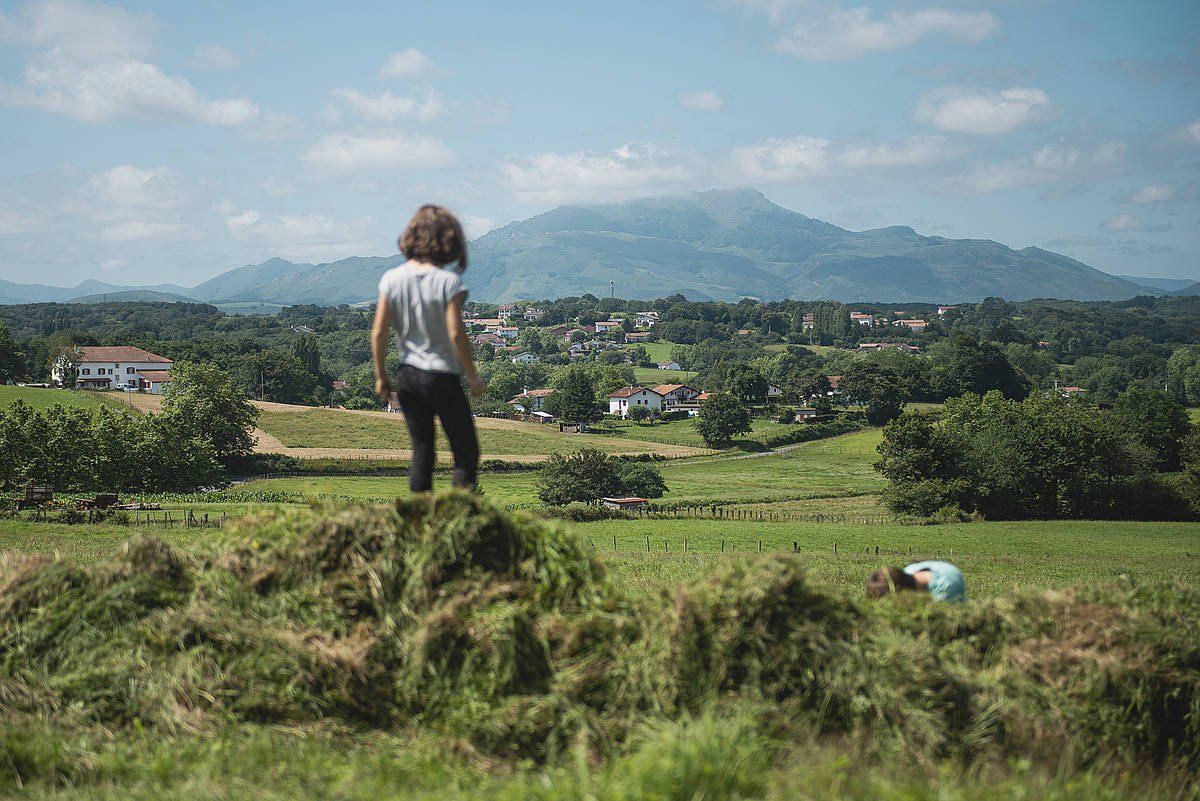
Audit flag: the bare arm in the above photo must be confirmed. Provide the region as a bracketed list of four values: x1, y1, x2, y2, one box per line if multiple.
[445, 292, 486, 398]
[371, 291, 394, 401]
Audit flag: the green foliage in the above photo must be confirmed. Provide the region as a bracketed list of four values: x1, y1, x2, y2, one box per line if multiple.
[694, 393, 752, 448]
[554, 365, 602, 424]
[626, 404, 651, 422]
[838, 363, 906, 425]
[0, 321, 24, 383]
[930, 335, 1031, 399]
[0, 400, 221, 492]
[876, 392, 1184, 520]
[536, 448, 666, 504]
[1110, 386, 1192, 471]
[161, 361, 258, 461]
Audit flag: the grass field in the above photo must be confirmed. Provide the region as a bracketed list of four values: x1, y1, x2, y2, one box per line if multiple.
[0, 385, 125, 411]
[255, 407, 707, 457]
[632, 366, 699, 384]
[595, 415, 803, 449]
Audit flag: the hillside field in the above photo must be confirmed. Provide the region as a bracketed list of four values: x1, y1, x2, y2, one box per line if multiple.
[0, 385, 126, 411]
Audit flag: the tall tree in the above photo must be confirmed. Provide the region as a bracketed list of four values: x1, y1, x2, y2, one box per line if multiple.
[1110, 386, 1191, 471]
[694, 392, 752, 448]
[161, 361, 258, 461]
[555, 366, 601, 425]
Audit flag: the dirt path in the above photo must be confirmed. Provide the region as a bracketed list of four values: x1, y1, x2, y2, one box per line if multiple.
[117, 394, 710, 460]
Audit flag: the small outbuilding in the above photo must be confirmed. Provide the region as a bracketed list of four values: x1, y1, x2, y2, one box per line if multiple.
[601, 496, 649, 511]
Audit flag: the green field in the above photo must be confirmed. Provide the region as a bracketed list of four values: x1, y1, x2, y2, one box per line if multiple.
[632, 366, 699, 384]
[640, 340, 677, 362]
[256, 408, 691, 455]
[596, 415, 803, 449]
[0, 385, 126, 411]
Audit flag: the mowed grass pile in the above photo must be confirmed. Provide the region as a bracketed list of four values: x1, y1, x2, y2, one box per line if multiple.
[2, 493, 1199, 796]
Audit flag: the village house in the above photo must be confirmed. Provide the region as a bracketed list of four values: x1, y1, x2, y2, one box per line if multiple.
[498, 303, 517, 319]
[937, 306, 956, 316]
[635, 311, 659, 327]
[471, 332, 505, 347]
[607, 386, 663, 417]
[849, 312, 874, 327]
[496, 326, 520, 340]
[652, 383, 700, 408]
[794, 407, 821, 422]
[766, 383, 783, 399]
[657, 360, 681, 371]
[523, 307, 545, 322]
[624, 332, 652, 343]
[508, 388, 555, 413]
[801, 313, 815, 331]
[858, 342, 921, 353]
[54, 346, 174, 393]
[471, 318, 504, 330]
[1060, 386, 1087, 397]
[511, 351, 539, 364]
[892, 319, 928, 333]
[594, 320, 623, 334]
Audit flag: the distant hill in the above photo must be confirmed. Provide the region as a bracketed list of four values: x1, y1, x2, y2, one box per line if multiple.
[1115, 275, 1196, 293]
[467, 189, 1146, 303]
[1, 189, 1151, 306]
[0, 278, 191, 305]
[1171, 281, 1200, 296]
[67, 289, 200, 304]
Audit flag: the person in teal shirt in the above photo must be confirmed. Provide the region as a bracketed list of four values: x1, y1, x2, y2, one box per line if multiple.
[866, 561, 967, 603]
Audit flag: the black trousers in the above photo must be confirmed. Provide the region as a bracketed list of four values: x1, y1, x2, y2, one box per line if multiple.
[394, 364, 480, 492]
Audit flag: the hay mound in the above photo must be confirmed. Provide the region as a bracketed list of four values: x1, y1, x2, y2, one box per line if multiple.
[1, 492, 1198, 771]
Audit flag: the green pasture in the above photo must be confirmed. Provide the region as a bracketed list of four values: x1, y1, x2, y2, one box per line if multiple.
[0, 385, 126, 412]
[632, 367, 698, 384]
[583, 517, 1200, 599]
[639, 340, 677, 362]
[256, 408, 664, 455]
[595, 415, 802, 449]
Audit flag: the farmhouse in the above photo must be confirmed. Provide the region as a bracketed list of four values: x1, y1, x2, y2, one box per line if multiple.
[652, 383, 700, 407]
[594, 320, 623, 334]
[511, 352, 539, 364]
[523, 307, 545, 321]
[937, 306, 956, 316]
[850, 312, 874, 326]
[625, 332, 651, 342]
[55, 346, 174, 392]
[608, 386, 663, 417]
[766, 383, 783, 399]
[656, 360, 681, 371]
[892, 319, 928, 333]
[471, 332, 505, 346]
[508, 388, 555, 413]
[498, 303, 517, 319]
[635, 311, 659, 327]
[496, 326, 520, 340]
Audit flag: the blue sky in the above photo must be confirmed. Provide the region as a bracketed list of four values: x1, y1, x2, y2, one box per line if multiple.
[0, 0, 1197, 288]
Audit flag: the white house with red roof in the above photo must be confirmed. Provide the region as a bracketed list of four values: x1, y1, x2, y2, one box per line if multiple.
[607, 386, 663, 417]
[54, 346, 174, 392]
[508, 388, 556, 413]
[652, 383, 700, 407]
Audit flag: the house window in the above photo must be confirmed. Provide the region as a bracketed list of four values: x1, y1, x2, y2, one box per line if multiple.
[127, 367, 135, 374]
[81, 368, 90, 375]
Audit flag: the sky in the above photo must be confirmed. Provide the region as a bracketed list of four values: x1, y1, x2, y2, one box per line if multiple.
[0, 0, 1197, 289]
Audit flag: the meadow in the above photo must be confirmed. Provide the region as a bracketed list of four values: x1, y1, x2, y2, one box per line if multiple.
[0, 384, 126, 411]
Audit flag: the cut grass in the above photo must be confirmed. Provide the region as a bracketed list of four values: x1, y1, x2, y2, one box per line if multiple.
[256, 407, 704, 457]
[632, 367, 698, 385]
[595, 416, 805, 450]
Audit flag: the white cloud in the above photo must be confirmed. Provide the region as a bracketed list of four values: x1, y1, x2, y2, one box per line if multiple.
[950, 141, 1124, 194]
[765, 5, 998, 61]
[0, 2, 259, 127]
[301, 133, 454, 174]
[2, 56, 259, 125]
[259, 178, 296, 197]
[730, 134, 949, 181]
[0, 0, 157, 62]
[380, 48, 436, 79]
[1178, 119, 1200, 144]
[85, 165, 182, 213]
[915, 87, 1053, 135]
[99, 221, 193, 242]
[1129, 184, 1175, 204]
[502, 144, 693, 204]
[461, 215, 497, 238]
[189, 43, 239, 70]
[679, 91, 724, 112]
[224, 208, 371, 261]
[329, 87, 444, 123]
[1103, 214, 1141, 232]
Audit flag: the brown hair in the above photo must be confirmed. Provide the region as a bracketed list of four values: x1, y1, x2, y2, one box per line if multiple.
[399, 204, 468, 272]
[866, 566, 918, 599]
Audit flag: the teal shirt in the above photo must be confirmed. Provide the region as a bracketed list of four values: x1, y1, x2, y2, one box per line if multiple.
[903, 561, 966, 603]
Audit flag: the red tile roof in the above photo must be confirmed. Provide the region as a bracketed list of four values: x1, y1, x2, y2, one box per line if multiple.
[77, 346, 172, 364]
[608, 385, 662, 398]
[137, 370, 172, 382]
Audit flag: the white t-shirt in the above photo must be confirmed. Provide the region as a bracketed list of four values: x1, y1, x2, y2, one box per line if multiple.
[378, 262, 468, 375]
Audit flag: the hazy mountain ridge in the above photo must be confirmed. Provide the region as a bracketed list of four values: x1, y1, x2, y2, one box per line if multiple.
[0, 189, 1165, 306]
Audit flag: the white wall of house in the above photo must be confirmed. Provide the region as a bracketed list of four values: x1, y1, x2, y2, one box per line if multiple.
[608, 389, 663, 417]
[68, 360, 173, 389]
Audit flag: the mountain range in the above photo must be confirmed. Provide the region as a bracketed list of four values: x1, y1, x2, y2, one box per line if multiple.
[0, 189, 1191, 307]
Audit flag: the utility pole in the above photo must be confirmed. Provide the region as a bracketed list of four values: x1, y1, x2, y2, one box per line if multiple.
[610, 280, 615, 300]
